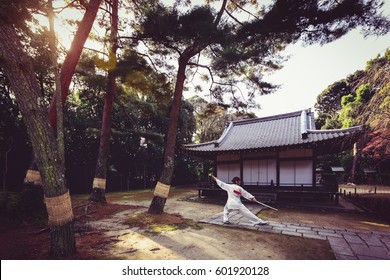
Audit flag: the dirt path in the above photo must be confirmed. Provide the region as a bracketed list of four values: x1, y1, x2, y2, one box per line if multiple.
[84, 188, 390, 260]
[87, 197, 334, 259]
[2, 187, 389, 260]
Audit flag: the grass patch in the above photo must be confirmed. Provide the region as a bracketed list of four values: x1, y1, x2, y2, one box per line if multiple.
[71, 194, 90, 201]
[106, 189, 154, 202]
[105, 187, 195, 202]
[71, 186, 197, 203]
[152, 224, 179, 233]
[124, 211, 202, 233]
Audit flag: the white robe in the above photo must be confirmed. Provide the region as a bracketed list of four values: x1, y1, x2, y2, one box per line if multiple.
[214, 178, 265, 224]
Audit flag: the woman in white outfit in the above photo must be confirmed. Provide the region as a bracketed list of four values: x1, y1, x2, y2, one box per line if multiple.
[211, 175, 268, 225]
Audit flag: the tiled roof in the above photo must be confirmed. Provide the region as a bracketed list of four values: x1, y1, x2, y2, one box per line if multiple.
[183, 109, 363, 154]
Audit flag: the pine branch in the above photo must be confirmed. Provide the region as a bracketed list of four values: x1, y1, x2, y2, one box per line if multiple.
[83, 46, 109, 57]
[230, 0, 259, 20]
[225, 9, 244, 26]
[54, 0, 80, 13]
[214, 0, 228, 26]
[187, 62, 215, 91]
[78, 0, 88, 9]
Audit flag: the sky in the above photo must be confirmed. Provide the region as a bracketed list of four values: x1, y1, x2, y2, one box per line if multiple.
[254, 2, 390, 117]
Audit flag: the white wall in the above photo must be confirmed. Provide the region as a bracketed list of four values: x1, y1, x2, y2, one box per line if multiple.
[217, 163, 240, 183]
[216, 149, 314, 187]
[243, 159, 277, 186]
[280, 161, 295, 186]
[295, 160, 313, 185]
[280, 160, 313, 186]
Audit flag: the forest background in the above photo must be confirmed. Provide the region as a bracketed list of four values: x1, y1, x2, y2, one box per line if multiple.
[0, 0, 389, 196]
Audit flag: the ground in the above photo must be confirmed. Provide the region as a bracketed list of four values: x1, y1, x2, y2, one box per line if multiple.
[1, 186, 390, 260]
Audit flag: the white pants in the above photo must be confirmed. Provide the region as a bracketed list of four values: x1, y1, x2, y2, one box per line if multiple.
[223, 204, 265, 224]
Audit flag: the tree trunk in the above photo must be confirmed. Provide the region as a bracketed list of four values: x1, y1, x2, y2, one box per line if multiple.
[24, 0, 102, 188]
[90, 76, 114, 203]
[146, 0, 228, 213]
[90, 0, 118, 203]
[48, 0, 65, 167]
[2, 137, 12, 192]
[50, 222, 76, 257]
[1, 137, 12, 208]
[48, 0, 103, 129]
[351, 143, 358, 183]
[0, 23, 76, 257]
[148, 56, 189, 214]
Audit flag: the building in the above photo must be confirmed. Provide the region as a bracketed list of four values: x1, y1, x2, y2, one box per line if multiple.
[183, 109, 363, 201]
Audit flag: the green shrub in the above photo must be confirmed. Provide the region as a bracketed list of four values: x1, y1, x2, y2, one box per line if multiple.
[355, 84, 371, 103]
[0, 186, 47, 226]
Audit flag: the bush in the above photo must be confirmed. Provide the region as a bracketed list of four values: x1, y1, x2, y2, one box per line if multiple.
[17, 185, 46, 214]
[350, 194, 390, 223]
[0, 185, 47, 226]
[355, 84, 371, 103]
[341, 94, 355, 106]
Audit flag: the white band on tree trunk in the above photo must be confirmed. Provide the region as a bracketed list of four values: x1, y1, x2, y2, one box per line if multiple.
[44, 191, 74, 226]
[24, 169, 42, 185]
[154, 181, 170, 198]
[93, 178, 106, 190]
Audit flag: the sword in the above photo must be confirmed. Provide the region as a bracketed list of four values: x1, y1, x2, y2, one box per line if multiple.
[253, 199, 278, 211]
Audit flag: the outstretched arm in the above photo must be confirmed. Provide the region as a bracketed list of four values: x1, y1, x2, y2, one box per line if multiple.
[211, 175, 229, 191]
[240, 187, 255, 201]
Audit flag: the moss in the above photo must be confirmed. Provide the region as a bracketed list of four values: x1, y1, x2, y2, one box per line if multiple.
[150, 224, 178, 233]
[124, 211, 202, 233]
